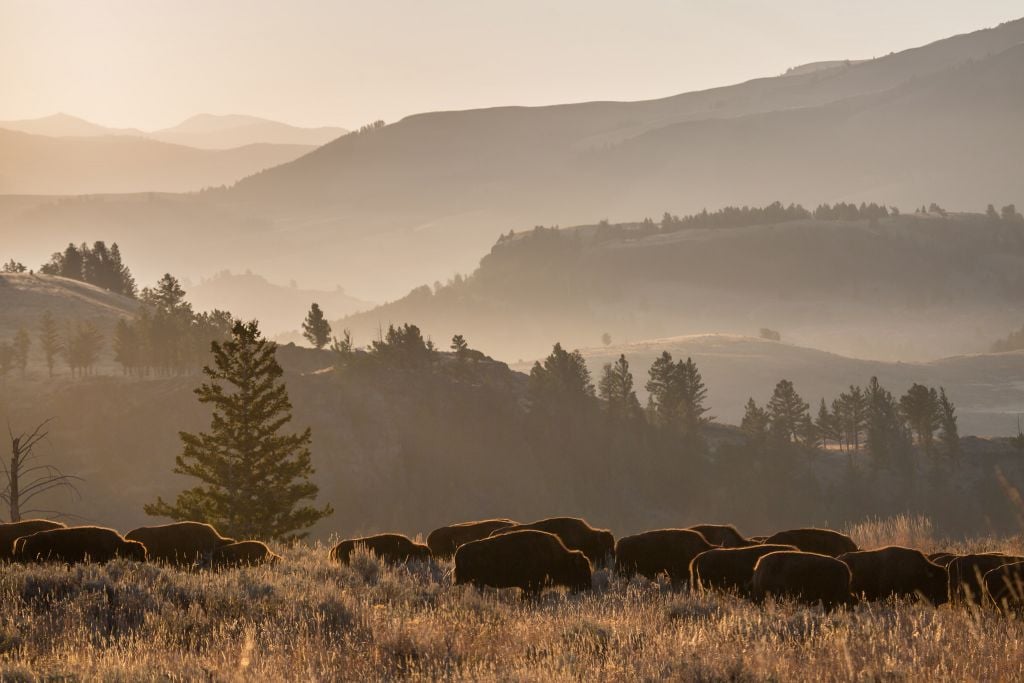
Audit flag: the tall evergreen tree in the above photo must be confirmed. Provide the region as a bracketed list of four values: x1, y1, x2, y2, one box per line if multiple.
[113, 318, 141, 376]
[741, 397, 770, 450]
[528, 342, 594, 411]
[598, 354, 642, 423]
[38, 311, 62, 378]
[937, 387, 961, 461]
[302, 303, 332, 349]
[767, 379, 811, 444]
[815, 398, 839, 450]
[865, 376, 910, 470]
[900, 383, 940, 456]
[645, 351, 678, 427]
[145, 320, 332, 540]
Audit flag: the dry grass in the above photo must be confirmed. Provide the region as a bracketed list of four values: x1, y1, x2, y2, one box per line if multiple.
[1, 524, 1023, 681]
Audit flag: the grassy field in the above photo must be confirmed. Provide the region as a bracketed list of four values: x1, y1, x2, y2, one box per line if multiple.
[1, 516, 1023, 681]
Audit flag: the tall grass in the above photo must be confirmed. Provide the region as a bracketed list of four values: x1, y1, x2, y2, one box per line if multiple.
[1, 532, 1023, 680]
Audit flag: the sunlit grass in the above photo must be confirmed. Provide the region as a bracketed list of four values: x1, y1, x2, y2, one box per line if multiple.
[1, 531, 1023, 680]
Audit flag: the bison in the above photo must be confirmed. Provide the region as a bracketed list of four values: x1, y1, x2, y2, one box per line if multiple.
[763, 528, 858, 557]
[838, 546, 948, 604]
[489, 517, 614, 566]
[615, 529, 713, 586]
[927, 552, 957, 567]
[984, 561, 1024, 612]
[426, 518, 518, 558]
[685, 524, 753, 548]
[125, 521, 235, 566]
[455, 530, 591, 595]
[13, 526, 146, 564]
[0, 519, 66, 561]
[330, 533, 431, 565]
[948, 553, 1024, 605]
[690, 544, 798, 594]
[751, 551, 855, 608]
[211, 540, 281, 569]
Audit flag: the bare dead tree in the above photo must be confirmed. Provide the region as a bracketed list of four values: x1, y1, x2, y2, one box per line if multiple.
[3, 418, 82, 522]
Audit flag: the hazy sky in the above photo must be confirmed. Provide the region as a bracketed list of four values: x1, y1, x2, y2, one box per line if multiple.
[2, 1, 1021, 130]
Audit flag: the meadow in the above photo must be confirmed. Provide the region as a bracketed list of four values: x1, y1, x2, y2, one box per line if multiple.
[0, 516, 1022, 681]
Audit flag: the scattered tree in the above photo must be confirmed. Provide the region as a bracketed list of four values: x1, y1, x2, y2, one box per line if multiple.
[598, 354, 642, 423]
[3, 419, 82, 522]
[145, 320, 332, 540]
[12, 329, 30, 376]
[302, 303, 332, 349]
[2, 259, 26, 273]
[767, 379, 811, 444]
[937, 387, 960, 461]
[450, 334, 469, 359]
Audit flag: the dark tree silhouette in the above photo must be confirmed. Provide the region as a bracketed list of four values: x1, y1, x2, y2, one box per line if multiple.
[598, 354, 641, 423]
[145, 320, 332, 540]
[302, 303, 332, 349]
[3, 419, 81, 522]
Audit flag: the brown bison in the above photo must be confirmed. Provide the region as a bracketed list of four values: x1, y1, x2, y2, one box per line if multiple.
[330, 533, 431, 565]
[125, 521, 235, 566]
[13, 526, 146, 564]
[0, 519, 66, 560]
[763, 528, 858, 557]
[455, 530, 591, 595]
[211, 540, 281, 569]
[927, 552, 957, 567]
[984, 561, 1024, 612]
[949, 553, 1024, 604]
[615, 529, 713, 586]
[690, 544, 798, 594]
[489, 517, 614, 566]
[686, 524, 752, 548]
[751, 551, 855, 608]
[426, 518, 518, 558]
[838, 546, 948, 604]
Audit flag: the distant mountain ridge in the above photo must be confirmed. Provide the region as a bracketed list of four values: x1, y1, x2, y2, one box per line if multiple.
[1, 18, 1022, 298]
[0, 112, 347, 149]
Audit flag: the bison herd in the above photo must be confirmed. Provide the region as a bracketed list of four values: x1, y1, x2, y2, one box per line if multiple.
[4, 516, 1024, 612]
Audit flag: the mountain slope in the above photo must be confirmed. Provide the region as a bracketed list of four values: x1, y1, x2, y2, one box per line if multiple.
[0, 129, 315, 194]
[335, 211, 1024, 362]
[2, 19, 1023, 297]
[0, 113, 143, 138]
[149, 114, 346, 149]
[185, 270, 371, 337]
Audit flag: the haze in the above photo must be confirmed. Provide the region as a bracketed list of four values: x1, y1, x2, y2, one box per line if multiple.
[1, 1, 1021, 129]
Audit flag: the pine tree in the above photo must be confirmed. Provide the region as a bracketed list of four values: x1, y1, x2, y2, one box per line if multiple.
[450, 334, 469, 359]
[900, 383, 940, 456]
[815, 398, 839, 450]
[937, 387, 961, 461]
[740, 398, 770, 450]
[528, 342, 594, 410]
[38, 311, 62, 378]
[144, 320, 332, 540]
[865, 376, 910, 470]
[767, 379, 811, 444]
[302, 303, 332, 349]
[598, 354, 642, 423]
[12, 328, 30, 376]
[113, 318, 140, 375]
[645, 351, 678, 427]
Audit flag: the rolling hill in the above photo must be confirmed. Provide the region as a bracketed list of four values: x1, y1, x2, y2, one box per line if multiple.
[333, 210, 1024, 363]
[0, 128, 316, 194]
[0, 273, 138, 375]
[184, 270, 371, 337]
[148, 114, 346, 149]
[1, 18, 1023, 298]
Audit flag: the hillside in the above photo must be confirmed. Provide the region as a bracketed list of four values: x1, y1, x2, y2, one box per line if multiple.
[148, 114, 346, 149]
[2, 19, 1023, 297]
[3, 340, 1023, 542]
[335, 211, 1024, 362]
[185, 270, 371, 337]
[0, 273, 138, 374]
[535, 334, 1024, 438]
[0, 129, 316, 194]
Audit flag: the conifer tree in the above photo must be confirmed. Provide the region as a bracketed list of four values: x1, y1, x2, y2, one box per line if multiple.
[598, 354, 642, 423]
[302, 303, 332, 349]
[38, 311, 62, 378]
[450, 334, 469, 359]
[900, 383, 940, 456]
[767, 379, 811, 444]
[740, 398, 769, 449]
[937, 387, 961, 461]
[145, 320, 332, 540]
